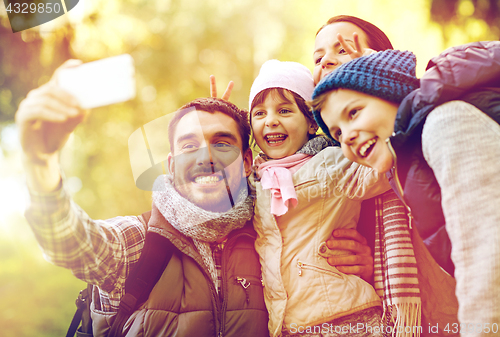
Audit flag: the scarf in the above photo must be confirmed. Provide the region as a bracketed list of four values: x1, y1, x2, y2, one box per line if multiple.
[152, 175, 254, 288]
[256, 153, 311, 216]
[254, 135, 335, 216]
[374, 190, 422, 337]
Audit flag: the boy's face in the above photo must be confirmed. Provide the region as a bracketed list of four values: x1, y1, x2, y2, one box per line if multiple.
[168, 110, 252, 212]
[313, 22, 370, 85]
[250, 90, 316, 159]
[320, 89, 399, 173]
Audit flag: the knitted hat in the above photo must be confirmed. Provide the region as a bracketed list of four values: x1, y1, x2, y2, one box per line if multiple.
[311, 50, 420, 139]
[249, 60, 315, 110]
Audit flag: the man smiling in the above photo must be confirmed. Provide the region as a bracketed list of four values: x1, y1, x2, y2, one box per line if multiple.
[167, 100, 252, 213]
[16, 61, 268, 337]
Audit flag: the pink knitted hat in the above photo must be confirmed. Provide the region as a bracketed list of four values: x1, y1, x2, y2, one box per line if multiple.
[249, 60, 315, 110]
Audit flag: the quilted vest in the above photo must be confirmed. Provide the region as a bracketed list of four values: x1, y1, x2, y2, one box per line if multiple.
[91, 216, 269, 337]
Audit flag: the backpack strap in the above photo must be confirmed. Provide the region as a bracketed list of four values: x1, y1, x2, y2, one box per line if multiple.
[66, 284, 93, 337]
[108, 211, 177, 337]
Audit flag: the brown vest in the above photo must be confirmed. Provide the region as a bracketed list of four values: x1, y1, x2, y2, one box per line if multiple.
[91, 212, 269, 337]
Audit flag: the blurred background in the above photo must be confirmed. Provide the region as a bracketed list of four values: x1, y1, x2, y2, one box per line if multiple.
[0, 0, 499, 336]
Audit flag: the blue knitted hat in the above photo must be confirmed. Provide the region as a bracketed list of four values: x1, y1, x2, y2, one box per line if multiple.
[311, 50, 420, 141]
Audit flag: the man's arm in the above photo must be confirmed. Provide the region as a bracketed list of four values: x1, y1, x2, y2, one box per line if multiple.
[422, 100, 500, 331]
[25, 184, 147, 292]
[17, 61, 147, 294]
[16, 60, 86, 192]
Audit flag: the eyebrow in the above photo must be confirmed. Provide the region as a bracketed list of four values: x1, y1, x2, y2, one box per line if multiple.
[251, 99, 295, 112]
[175, 133, 197, 145]
[341, 98, 360, 116]
[329, 97, 361, 131]
[175, 131, 239, 145]
[212, 131, 239, 143]
[313, 39, 355, 55]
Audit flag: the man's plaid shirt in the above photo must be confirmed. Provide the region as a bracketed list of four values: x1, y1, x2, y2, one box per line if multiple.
[25, 184, 226, 312]
[26, 185, 148, 312]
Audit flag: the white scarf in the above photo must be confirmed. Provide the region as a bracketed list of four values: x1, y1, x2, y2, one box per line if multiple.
[152, 175, 253, 287]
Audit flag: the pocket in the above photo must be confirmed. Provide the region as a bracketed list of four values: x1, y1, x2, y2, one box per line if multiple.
[296, 260, 344, 279]
[293, 178, 317, 190]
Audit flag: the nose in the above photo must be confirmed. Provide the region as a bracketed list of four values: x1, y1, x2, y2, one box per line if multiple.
[321, 52, 340, 69]
[342, 128, 358, 146]
[265, 113, 279, 127]
[196, 145, 214, 167]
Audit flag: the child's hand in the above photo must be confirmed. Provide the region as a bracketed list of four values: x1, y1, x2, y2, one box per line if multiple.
[209, 75, 234, 101]
[337, 33, 377, 61]
[324, 228, 374, 283]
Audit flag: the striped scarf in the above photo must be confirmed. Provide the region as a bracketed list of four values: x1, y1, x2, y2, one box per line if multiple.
[374, 190, 422, 337]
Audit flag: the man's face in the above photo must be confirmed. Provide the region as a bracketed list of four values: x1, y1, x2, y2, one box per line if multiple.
[168, 110, 252, 212]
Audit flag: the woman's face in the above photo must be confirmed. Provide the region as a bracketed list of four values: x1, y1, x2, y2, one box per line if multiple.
[319, 89, 399, 173]
[313, 22, 370, 85]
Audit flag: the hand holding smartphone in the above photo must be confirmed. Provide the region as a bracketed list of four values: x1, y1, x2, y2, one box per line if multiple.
[57, 54, 136, 109]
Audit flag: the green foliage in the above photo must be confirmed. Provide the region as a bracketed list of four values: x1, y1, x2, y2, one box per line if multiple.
[430, 0, 500, 42]
[0, 18, 72, 122]
[0, 214, 85, 337]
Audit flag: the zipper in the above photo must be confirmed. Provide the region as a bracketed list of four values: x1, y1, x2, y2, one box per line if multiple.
[235, 277, 252, 304]
[296, 260, 343, 279]
[208, 254, 222, 337]
[235, 276, 251, 289]
[182, 239, 221, 336]
[218, 230, 256, 337]
[386, 137, 414, 229]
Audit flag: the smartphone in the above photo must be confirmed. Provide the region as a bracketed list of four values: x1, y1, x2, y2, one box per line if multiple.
[57, 54, 136, 109]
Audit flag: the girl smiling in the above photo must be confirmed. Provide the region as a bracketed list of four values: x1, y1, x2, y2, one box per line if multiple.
[249, 59, 390, 337]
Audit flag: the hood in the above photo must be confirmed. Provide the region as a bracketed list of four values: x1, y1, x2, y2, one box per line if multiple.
[391, 41, 500, 150]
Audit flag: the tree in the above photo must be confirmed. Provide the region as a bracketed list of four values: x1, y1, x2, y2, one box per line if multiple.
[430, 0, 500, 42]
[0, 18, 72, 123]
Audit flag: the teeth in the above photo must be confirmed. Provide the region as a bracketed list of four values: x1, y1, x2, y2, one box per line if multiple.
[359, 139, 376, 157]
[265, 134, 287, 143]
[195, 175, 222, 184]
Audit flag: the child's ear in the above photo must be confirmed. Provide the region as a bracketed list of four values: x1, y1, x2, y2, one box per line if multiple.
[309, 123, 319, 135]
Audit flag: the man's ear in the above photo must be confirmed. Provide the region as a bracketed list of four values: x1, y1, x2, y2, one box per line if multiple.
[167, 152, 174, 175]
[242, 148, 253, 177]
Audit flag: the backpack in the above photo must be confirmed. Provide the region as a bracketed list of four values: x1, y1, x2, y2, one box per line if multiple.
[66, 211, 177, 337]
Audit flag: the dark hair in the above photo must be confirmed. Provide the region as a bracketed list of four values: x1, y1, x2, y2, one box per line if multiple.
[317, 15, 393, 51]
[168, 97, 251, 153]
[249, 88, 317, 148]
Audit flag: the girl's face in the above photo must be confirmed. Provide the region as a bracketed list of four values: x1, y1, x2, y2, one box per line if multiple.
[251, 90, 316, 160]
[319, 89, 399, 173]
[313, 22, 370, 85]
